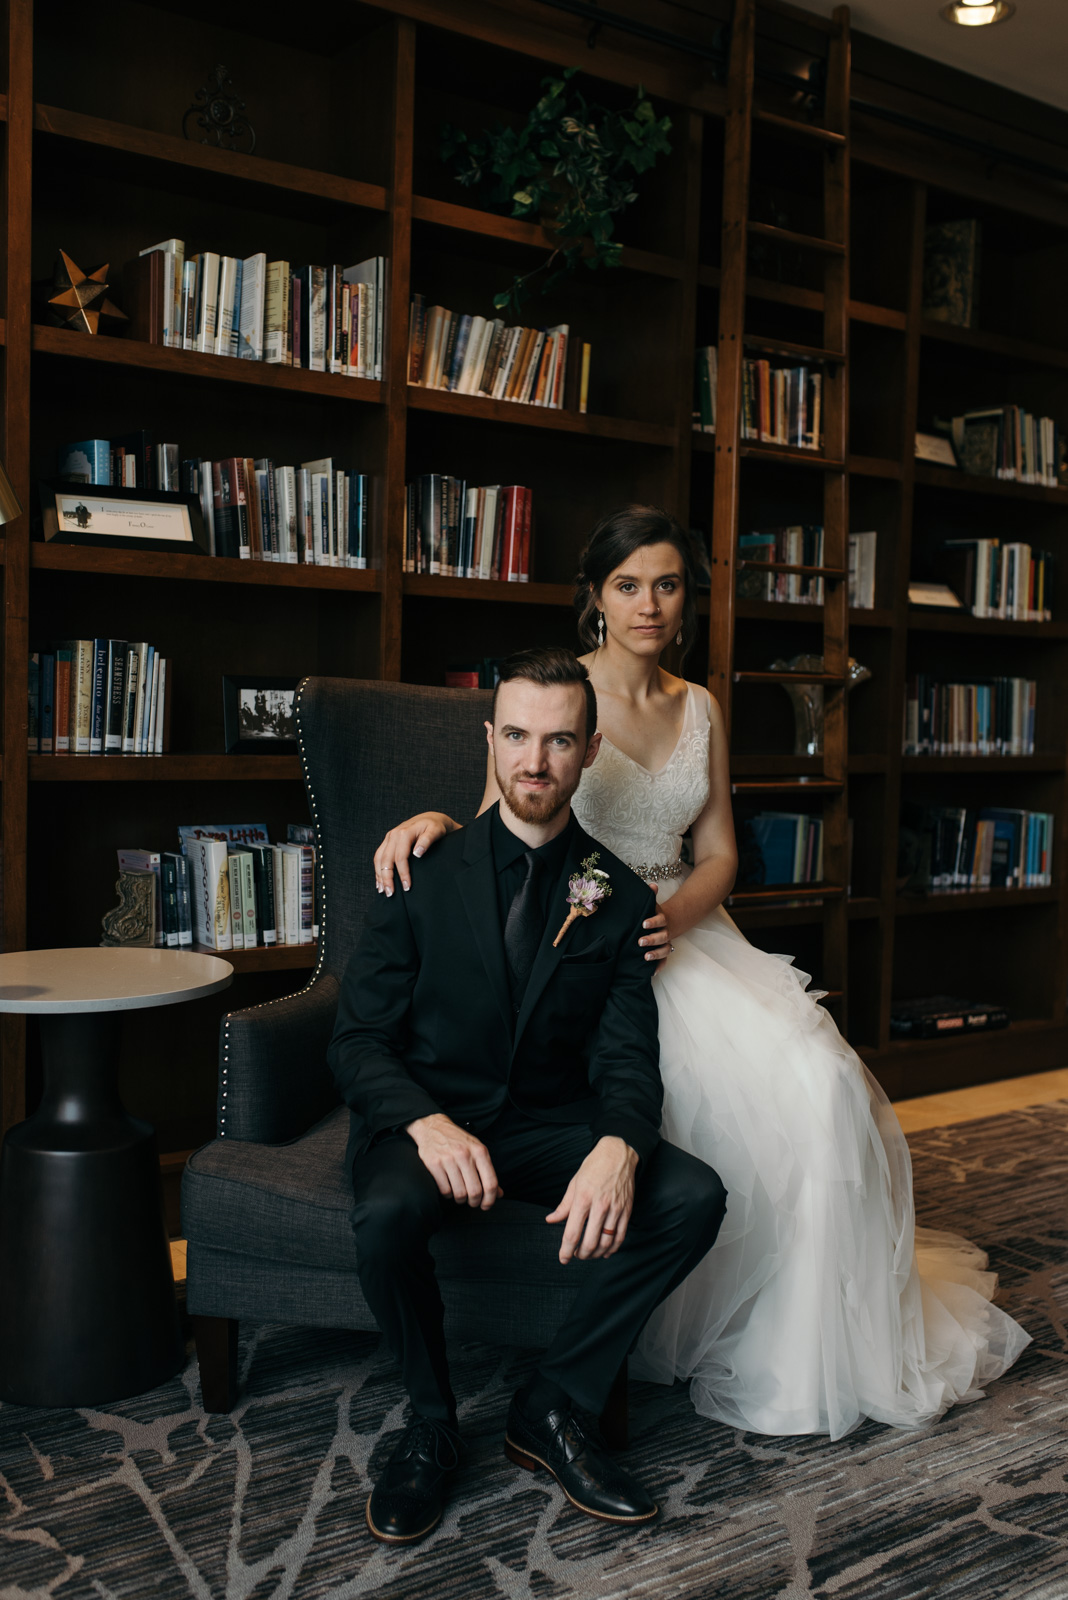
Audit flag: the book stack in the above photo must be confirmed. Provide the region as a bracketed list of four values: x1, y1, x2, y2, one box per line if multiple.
[179, 822, 317, 951]
[30, 640, 170, 756]
[741, 359, 822, 452]
[692, 346, 717, 433]
[404, 477, 531, 580]
[737, 526, 825, 604]
[938, 539, 1053, 621]
[950, 407, 1061, 486]
[58, 440, 368, 566]
[903, 676, 1036, 756]
[407, 296, 590, 412]
[127, 243, 385, 378]
[901, 803, 1054, 893]
[889, 995, 1009, 1040]
[446, 659, 501, 689]
[741, 812, 824, 886]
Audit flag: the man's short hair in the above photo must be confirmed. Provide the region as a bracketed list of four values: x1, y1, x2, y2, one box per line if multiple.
[491, 647, 597, 743]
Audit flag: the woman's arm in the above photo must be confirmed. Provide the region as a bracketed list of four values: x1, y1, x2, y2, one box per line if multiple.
[373, 748, 502, 895]
[639, 694, 738, 957]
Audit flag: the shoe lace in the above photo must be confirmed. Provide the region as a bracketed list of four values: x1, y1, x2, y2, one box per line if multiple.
[401, 1417, 460, 1471]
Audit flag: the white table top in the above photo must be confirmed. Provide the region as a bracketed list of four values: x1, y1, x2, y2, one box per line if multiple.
[0, 948, 234, 1013]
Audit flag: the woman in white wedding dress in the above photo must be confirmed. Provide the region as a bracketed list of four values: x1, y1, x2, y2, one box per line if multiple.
[374, 504, 1030, 1440]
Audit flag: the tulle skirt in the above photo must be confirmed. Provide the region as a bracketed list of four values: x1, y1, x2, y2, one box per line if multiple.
[633, 880, 1031, 1439]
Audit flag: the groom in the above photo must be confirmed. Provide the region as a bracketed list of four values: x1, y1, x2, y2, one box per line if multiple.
[328, 646, 727, 1543]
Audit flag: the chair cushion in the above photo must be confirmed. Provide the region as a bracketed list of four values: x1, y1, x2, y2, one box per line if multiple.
[182, 1108, 594, 1290]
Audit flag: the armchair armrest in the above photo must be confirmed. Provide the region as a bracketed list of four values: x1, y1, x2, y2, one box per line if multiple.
[217, 973, 341, 1144]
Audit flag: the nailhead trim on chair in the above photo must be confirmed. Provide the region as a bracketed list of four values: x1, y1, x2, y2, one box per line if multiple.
[218, 675, 328, 1137]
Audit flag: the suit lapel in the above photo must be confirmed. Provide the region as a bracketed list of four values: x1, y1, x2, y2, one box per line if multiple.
[512, 819, 594, 1052]
[457, 810, 514, 1039]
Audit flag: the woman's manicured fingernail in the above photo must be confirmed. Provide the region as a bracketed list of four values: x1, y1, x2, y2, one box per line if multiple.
[414, 848, 424, 857]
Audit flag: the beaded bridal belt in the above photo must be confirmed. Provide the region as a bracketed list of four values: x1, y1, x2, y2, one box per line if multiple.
[627, 859, 685, 882]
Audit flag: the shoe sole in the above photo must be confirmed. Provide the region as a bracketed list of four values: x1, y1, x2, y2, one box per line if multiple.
[504, 1436, 658, 1523]
[365, 1495, 443, 1545]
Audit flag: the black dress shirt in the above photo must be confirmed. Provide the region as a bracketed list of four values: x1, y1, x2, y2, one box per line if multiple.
[490, 804, 575, 952]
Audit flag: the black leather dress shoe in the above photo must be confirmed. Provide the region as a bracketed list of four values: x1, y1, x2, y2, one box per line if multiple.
[365, 1417, 461, 1544]
[505, 1396, 657, 1524]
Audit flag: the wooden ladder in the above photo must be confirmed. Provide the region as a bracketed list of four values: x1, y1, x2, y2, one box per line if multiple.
[709, 0, 852, 1022]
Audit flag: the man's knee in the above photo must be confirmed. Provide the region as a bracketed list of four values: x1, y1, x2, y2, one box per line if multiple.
[644, 1144, 727, 1239]
[351, 1173, 441, 1260]
[691, 1162, 728, 1239]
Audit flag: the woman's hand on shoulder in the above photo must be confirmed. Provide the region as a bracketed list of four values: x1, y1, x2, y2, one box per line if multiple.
[374, 813, 456, 895]
[639, 888, 673, 962]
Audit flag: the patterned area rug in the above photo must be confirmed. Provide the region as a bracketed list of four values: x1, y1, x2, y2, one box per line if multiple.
[2, 1104, 1068, 1600]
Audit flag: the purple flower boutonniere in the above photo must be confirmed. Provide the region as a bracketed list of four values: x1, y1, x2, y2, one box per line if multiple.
[552, 852, 612, 948]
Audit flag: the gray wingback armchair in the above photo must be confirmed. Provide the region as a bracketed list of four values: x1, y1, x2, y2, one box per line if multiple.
[181, 678, 627, 1438]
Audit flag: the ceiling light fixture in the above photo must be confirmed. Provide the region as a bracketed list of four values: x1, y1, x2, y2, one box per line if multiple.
[941, 0, 1015, 24]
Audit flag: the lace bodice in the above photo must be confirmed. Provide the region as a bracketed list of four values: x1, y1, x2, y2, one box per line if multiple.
[572, 683, 711, 878]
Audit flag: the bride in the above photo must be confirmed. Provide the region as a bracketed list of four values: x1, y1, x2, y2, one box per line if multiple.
[373, 503, 1030, 1439]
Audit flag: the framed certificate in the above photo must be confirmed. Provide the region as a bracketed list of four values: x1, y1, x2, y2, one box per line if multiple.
[38, 481, 210, 554]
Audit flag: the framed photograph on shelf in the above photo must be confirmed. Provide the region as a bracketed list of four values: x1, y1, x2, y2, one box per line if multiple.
[37, 480, 210, 554]
[222, 676, 300, 755]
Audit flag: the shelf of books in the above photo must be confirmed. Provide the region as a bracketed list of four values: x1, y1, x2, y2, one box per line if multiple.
[2, 0, 1067, 1152]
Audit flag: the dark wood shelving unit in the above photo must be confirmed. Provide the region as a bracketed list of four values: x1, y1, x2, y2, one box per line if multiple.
[192, 943, 317, 972]
[32, 542, 382, 592]
[1, 0, 1065, 1150]
[28, 755, 303, 782]
[32, 325, 385, 404]
[914, 461, 1068, 505]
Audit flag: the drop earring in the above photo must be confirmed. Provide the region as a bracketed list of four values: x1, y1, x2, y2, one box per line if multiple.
[676, 629, 683, 646]
[597, 613, 605, 646]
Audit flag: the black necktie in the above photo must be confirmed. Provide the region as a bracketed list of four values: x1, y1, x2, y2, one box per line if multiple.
[504, 850, 544, 1007]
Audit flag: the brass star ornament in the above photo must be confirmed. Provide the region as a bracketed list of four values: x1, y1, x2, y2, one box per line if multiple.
[48, 250, 127, 335]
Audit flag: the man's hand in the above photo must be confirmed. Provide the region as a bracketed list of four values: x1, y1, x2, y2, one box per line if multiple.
[545, 1136, 638, 1263]
[407, 1113, 502, 1210]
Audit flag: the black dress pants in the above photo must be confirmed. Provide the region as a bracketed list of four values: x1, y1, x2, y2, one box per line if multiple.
[349, 1107, 727, 1424]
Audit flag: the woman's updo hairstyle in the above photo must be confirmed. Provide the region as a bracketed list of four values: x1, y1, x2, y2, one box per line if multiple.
[574, 504, 700, 656]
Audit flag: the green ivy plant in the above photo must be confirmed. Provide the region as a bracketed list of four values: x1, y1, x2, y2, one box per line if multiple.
[441, 68, 672, 317]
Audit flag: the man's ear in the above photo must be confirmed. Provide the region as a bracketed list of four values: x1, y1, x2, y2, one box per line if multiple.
[582, 730, 602, 770]
[484, 720, 494, 749]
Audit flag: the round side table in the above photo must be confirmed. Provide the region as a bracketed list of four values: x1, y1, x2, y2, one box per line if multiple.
[0, 948, 232, 1407]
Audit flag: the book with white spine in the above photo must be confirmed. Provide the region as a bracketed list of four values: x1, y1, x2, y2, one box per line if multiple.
[227, 854, 246, 949]
[195, 251, 221, 353]
[238, 253, 266, 361]
[214, 256, 238, 356]
[188, 838, 233, 951]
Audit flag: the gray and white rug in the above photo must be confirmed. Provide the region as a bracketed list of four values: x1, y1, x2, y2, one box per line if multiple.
[2, 1104, 1068, 1600]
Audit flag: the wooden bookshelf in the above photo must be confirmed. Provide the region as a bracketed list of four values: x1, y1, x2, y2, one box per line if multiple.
[0, 0, 1066, 1149]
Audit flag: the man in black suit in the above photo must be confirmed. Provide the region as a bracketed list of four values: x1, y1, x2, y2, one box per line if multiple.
[328, 647, 727, 1544]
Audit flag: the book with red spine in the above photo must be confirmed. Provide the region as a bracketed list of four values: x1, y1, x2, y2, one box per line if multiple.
[518, 485, 532, 582]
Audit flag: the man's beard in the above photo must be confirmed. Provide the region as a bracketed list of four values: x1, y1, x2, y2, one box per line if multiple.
[496, 764, 573, 825]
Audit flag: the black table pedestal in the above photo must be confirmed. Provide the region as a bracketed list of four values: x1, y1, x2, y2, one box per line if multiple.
[0, 1011, 184, 1407]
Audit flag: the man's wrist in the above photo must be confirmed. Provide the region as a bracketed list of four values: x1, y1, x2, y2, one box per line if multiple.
[596, 1134, 639, 1168]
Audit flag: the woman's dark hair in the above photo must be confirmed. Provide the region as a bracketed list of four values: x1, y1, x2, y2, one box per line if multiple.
[573, 504, 700, 655]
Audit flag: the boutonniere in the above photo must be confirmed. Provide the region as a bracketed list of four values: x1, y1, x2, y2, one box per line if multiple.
[553, 852, 612, 947]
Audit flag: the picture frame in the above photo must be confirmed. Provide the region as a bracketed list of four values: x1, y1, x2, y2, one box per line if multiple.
[37, 479, 210, 554]
[222, 675, 300, 755]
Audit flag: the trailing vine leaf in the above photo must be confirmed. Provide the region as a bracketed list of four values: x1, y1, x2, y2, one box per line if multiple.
[441, 68, 671, 318]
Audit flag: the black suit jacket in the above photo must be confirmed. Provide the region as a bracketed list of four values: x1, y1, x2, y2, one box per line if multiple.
[327, 807, 663, 1168]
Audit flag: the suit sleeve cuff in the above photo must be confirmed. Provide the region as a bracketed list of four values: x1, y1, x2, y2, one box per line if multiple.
[591, 1114, 660, 1166]
[367, 1087, 444, 1143]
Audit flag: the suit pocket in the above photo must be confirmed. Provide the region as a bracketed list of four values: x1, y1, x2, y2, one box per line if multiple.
[559, 936, 609, 965]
